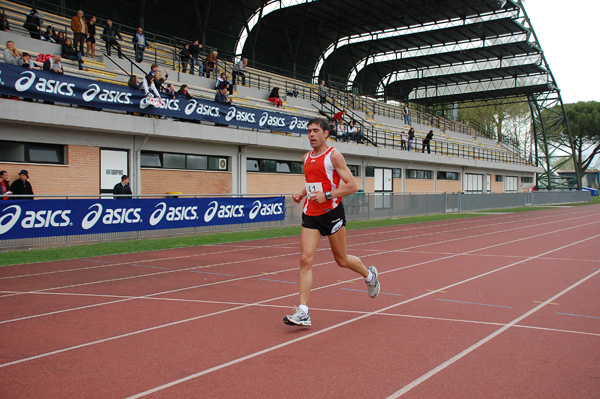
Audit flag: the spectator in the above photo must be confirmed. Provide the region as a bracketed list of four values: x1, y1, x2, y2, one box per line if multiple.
[165, 83, 176, 99]
[333, 109, 346, 126]
[61, 38, 84, 70]
[214, 86, 232, 105]
[3, 41, 23, 66]
[102, 19, 123, 58]
[154, 70, 169, 92]
[127, 75, 143, 90]
[24, 8, 42, 39]
[337, 121, 347, 141]
[407, 127, 415, 151]
[132, 27, 149, 63]
[85, 15, 97, 58]
[216, 72, 232, 95]
[179, 44, 191, 73]
[422, 130, 434, 154]
[0, 13, 11, 31]
[148, 63, 158, 76]
[21, 52, 38, 69]
[43, 54, 63, 74]
[403, 103, 410, 125]
[54, 31, 65, 45]
[177, 84, 193, 100]
[113, 175, 132, 199]
[400, 130, 408, 150]
[318, 80, 327, 105]
[268, 87, 283, 108]
[41, 25, 56, 43]
[9, 170, 34, 200]
[232, 58, 248, 87]
[189, 40, 204, 76]
[70, 10, 87, 55]
[1, 170, 11, 200]
[205, 50, 217, 79]
[347, 120, 359, 142]
[142, 74, 161, 98]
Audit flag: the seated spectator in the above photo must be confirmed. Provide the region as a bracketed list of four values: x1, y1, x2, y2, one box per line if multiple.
[177, 84, 193, 100]
[3, 41, 23, 66]
[268, 87, 283, 108]
[165, 83, 176, 99]
[24, 8, 42, 39]
[347, 120, 359, 142]
[328, 119, 338, 139]
[154, 70, 168, 92]
[41, 25, 56, 43]
[179, 44, 191, 73]
[43, 54, 63, 74]
[337, 122, 347, 141]
[1, 13, 11, 31]
[214, 87, 232, 105]
[54, 31, 65, 45]
[216, 72, 232, 95]
[205, 50, 217, 79]
[142, 74, 161, 98]
[127, 75, 143, 90]
[232, 58, 248, 86]
[61, 38, 84, 70]
[21, 53, 38, 69]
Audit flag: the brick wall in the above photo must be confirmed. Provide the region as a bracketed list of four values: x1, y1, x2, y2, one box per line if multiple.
[141, 169, 231, 195]
[0, 145, 99, 196]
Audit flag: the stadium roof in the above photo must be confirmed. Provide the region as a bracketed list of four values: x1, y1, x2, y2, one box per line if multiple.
[83, 0, 556, 106]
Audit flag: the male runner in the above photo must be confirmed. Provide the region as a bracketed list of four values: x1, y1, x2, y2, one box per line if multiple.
[283, 117, 380, 326]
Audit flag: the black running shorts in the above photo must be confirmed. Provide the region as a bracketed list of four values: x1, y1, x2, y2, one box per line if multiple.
[302, 202, 346, 236]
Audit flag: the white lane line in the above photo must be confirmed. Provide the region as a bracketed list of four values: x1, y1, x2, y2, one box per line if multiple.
[124, 233, 600, 399]
[386, 264, 600, 398]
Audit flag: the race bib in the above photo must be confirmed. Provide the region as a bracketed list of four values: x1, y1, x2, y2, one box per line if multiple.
[305, 182, 323, 198]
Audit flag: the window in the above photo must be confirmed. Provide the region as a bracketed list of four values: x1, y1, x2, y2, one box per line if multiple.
[392, 168, 401, 178]
[437, 171, 459, 180]
[365, 166, 374, 177]
[0, 140, 65, 165]
[495, 175, 504, 182]
[464, 173, 483, 192]
[506, 176, 518, 191]
[141, 151, 227, 171]
[521, 176, 533, 183]
[407, 169, 432, 179]
[246, 158, 303, 174]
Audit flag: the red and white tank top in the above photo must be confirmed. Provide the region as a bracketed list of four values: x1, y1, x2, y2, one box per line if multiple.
[303, 146, 341, 216]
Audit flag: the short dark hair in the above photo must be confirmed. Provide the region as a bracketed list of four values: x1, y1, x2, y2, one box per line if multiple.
[121, 175, 129, 181]
[0, 170, 7, 176]
[308, 117, 330, 133]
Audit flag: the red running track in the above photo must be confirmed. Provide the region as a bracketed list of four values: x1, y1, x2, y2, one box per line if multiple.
[0, 205, 599, 398]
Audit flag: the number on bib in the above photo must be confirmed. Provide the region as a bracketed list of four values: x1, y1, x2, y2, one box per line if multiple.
[306, 182, 323, 198]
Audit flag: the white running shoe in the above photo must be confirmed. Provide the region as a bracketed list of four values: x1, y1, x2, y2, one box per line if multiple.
[283, 307, 311, 326]
[366, 266, 380, 298]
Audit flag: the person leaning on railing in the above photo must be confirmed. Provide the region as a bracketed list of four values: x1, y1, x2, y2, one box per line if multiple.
[102, 19, 124, 58]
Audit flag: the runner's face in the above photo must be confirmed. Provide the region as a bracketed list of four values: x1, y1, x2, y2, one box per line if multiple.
[307, 123, 328, 149]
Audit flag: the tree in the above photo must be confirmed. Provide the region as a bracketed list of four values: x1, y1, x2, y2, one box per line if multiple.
[563, 101, 600, 185]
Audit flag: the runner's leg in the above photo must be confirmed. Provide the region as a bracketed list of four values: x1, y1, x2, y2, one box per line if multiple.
[328, 226, 369, 278]
[299, 227, 320, 306]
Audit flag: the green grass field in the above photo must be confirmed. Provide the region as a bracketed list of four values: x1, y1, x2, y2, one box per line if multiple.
[1, 196, 597, 267]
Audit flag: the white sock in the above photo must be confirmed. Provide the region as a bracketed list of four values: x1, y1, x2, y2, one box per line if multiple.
[299, 304, 309, 314]
[365, 270, 373, 283]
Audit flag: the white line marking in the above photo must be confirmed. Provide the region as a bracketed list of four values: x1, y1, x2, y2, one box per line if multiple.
[122, 233, 600, 398]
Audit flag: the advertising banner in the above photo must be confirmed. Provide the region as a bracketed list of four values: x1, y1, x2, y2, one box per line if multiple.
[0, 63, 310, 134]
[0, 196, 285, 240]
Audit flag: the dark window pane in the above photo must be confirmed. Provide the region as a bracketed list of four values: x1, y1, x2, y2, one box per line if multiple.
[141, 152, 162, 167]
[0, 141, 25, 162]
[187, 155, 208, 170]
[163, 153, 186, 169]
[29, 145, 63, 163]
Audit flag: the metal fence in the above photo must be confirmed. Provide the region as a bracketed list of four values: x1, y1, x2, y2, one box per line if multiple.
[0, 191, 590, 249]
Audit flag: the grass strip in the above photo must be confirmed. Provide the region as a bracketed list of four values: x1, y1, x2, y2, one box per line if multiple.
[0, 198, 597, 267]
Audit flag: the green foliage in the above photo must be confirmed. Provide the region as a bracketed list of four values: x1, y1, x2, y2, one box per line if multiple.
[563, 101, 600, 172]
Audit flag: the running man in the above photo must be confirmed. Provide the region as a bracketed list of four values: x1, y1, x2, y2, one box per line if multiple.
[283, 117, 380, 327]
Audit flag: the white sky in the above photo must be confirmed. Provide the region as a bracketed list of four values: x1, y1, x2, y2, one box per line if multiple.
[523, 0, 600, 104]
